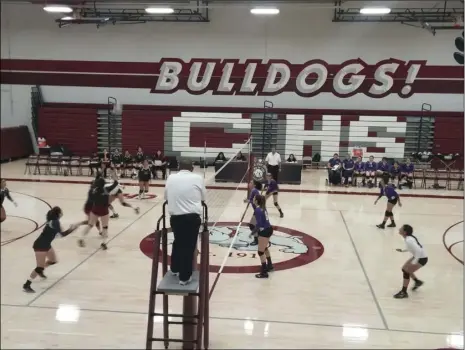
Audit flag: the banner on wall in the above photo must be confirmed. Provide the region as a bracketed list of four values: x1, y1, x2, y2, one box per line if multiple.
[0, 57, 463, 98]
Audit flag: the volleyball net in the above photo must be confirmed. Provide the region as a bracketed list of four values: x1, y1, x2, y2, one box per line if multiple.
[201, 136, 253, 227]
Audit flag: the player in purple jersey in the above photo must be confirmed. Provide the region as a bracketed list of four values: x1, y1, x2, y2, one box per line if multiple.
[374, 175, 402, 229]
[400, 158, 415, 189]
[264, 173, 284, 218]
[353, 157, 365, 186]
[364, 156, 377, 188]
[251, 194, 274, 279]
[389, 161, 402, 186]
[244, 180, 263, 246]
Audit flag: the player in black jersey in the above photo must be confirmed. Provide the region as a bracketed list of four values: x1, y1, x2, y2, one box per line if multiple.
[23, 206, 77, 293]
[106, 168, 140, 218]
[122, 150, 133, 178]
[111, 148, 124, 178]
[78, 177, 118, 250]
[1, 179, 17, 222]
[75, 178, 103, 234]
[138, 159, 152, 199]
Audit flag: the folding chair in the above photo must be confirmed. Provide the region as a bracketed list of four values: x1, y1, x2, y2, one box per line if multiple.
[69, 156, 82, 176]
[37, 155, 51, 175]
[49, 156, 62, 175]
[80, 156, 91, 176]
[60, 156, 71, 176]
[24, 155, 39, 175]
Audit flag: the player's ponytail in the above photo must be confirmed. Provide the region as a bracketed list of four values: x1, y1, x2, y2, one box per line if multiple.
[254, 181, 262, 191]
[46, 206, 62, 221]
[403, 224, 422, 247]
[255, 194, 266, 209]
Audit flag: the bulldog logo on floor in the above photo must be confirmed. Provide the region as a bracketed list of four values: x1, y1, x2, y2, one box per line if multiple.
[139, 222, 324, 274]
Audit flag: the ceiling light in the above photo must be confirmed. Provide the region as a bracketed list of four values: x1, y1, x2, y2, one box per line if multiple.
[145, 7, 174, 14]
[360, 7, 391, 15]
[43, 5, 73, 13]
[61, 16, 74, 20]
[250, 8, 280, 15]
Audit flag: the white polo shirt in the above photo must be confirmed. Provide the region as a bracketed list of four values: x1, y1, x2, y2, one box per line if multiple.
[164, 170, 206, 216]
[265, 152, 281, 166]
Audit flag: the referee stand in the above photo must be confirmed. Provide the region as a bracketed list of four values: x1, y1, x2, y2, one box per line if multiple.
[146, 201, 210, 350]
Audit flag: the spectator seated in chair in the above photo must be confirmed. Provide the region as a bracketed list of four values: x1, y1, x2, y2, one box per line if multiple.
[99, 149, 111, 178]
[376, 157, 390, 187]
[399, 158, 415, 189]
[287, 154, 297, 163]
[89, 152, 100, 176]
[122, 150, 133, 178]
[353, 156, 365, 186]
[327, 153, 342, 186]
[133, 146, 145, 179]
[111, 149, 123, 178]
[234, 151, 247, 162]
[342, 154, 355, 187]
[389, 161, 402, 187]
[151, 150, 168, 179]
[214, 152, 227, 165]
[364, 155, 377, 188]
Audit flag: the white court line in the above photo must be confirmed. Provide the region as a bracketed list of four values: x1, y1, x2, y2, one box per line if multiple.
[7, 329, 95, 337]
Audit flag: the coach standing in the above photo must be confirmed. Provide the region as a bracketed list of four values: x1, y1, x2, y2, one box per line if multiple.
[164, 160, 206, 285]
[265, 147, 281, 182]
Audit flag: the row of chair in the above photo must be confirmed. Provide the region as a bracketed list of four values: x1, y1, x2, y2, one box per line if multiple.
[24, 155, 173, 178]
[416, 168, 464, 191]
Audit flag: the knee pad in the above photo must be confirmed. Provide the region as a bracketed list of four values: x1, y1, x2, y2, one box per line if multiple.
[248, 224, 255, 231]
[387, 211, 393, 217]
[274, 202, 279, 207]
[257, 251, 265, 257]
[402, 269, 410, 280]
[384, 210, 390, 217]
[103, 226, 108, 230]
[47, 261, 57, 266]
[35, 267, 44, 274]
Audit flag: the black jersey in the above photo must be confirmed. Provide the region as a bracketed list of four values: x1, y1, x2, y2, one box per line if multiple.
[85, 183, 96, 207]
[0, 188, 13, 206]
[33, 219, 71, 250]
[135, 152, 145, 163]
[123, 154, 133, 164]
[138, 167, 151, 182]
[92, 181, 118, 208]
[112, 153, 123, 164]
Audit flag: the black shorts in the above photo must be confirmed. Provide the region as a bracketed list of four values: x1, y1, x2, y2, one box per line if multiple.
[388, 197, 398, 205]
[33, 240, 51, 252]
[258, 226, 273, 238]
[417, 257, 428, 266]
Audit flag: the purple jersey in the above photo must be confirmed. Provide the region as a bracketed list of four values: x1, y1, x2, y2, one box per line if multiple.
[253, 206, 271, 230]
[390, 165, 402, 175]
[343, 159, 355, 170]
[354, 162, 365, 171]
[379, 185, 398, 200]
[402, 163, 415, 173]
[249, 188, 259, 204]
[377, 162, 389, 172]
[266, 179, 278, 194]
[328, 158, 341, 167]
[364, 161, 377, 171]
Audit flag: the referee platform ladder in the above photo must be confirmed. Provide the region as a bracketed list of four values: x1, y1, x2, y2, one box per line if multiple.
[146, 201, 210, 350]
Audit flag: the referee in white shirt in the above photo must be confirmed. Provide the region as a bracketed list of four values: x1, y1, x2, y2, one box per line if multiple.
[164, 160, 206, 285]
[265, 147, 281, 182]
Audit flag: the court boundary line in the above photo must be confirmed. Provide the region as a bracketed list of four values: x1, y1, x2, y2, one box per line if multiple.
[0, 303, 455, 337]
[1, 192, 52, 246]
[4, 177, 463, 200]
[339, 211, 389, 330]
[442, 220, 464, 265]
[26, 202, 160, 307]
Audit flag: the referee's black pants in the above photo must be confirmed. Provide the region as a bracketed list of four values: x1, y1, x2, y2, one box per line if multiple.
[170, 213, 201, 282]
[267, 165, 279, 182]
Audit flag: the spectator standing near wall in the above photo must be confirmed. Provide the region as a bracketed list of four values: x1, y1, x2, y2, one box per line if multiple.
[164, 161, 206, 285]
[265, 147, 281, 182]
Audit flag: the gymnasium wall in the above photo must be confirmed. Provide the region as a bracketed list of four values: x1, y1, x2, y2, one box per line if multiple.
[37, 104, 464, 167]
